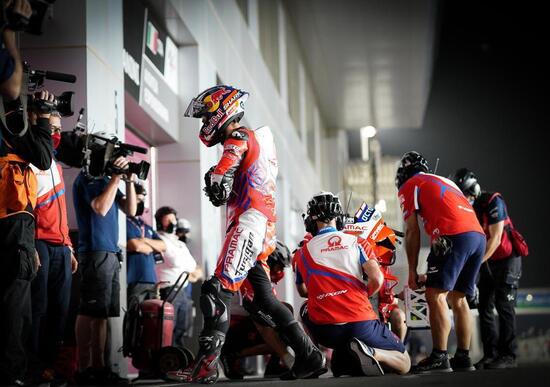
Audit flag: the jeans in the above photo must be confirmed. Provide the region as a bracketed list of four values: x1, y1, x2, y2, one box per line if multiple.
[30, 240, 72, 368]
[478, 256, 522, 358]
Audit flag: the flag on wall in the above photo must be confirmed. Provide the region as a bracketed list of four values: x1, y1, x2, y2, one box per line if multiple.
[146, 21, 159, 55]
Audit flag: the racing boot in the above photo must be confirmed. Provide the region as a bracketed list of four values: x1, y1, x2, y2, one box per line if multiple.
[166, 331, 224, 384]
[279, 321, 327, 380]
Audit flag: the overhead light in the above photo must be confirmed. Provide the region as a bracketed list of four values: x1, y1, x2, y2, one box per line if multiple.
[361, 125, 377, 138]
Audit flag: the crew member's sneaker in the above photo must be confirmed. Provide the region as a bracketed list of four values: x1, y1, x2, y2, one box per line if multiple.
[412, 352, 453, 374]
[348, 338, 384, 376]
[485, 355, 517, 369]
[450, 353, 475, 372]
[474, 356, 497, 370]
[166, 353, 220, 384]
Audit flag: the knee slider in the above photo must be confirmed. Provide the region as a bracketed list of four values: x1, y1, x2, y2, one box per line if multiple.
[200, 277, 231, 326]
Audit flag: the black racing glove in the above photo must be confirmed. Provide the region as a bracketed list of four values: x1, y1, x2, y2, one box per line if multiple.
[203, 166, 233, 207]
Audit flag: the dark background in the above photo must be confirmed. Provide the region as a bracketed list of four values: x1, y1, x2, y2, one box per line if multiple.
[378, 2, 549, 287]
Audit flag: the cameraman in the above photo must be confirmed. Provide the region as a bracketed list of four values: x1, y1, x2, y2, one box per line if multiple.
[28, 111, 78, 385]
[0, 89, 54, 386]
[1, 0, 32, 100]
[72, 156, 136, 384]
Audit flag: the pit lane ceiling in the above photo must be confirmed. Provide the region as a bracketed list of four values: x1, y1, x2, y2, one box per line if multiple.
[282, 0, 437, 131]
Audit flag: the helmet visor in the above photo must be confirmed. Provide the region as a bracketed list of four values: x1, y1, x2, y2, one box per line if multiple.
[184, 97, 207, 118]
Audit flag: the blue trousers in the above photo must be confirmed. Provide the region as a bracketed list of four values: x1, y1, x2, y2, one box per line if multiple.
[30, 240, 72, 367]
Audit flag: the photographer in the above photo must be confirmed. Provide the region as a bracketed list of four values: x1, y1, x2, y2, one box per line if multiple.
[1, 0, 32, 100]
[0, 89, 54, 386]
[72, 154, 136, 385]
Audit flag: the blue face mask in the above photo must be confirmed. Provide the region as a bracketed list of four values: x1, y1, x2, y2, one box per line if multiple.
[468, 198, 475, 205]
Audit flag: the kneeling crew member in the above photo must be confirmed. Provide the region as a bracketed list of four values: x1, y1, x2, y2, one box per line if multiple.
[294, 192, 411, 376]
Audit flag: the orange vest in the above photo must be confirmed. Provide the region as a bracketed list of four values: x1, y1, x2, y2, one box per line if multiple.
[0, 152, 37, 218]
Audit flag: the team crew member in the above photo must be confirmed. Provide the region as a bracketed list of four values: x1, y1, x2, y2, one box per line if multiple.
[451, 168, 522, 369]
[295, 193, 410, 376]
[126, 183, 165, 304]
[73, 154, 137, 384]
[377, 266, 407, 342]
[168, 85, 325, 384]
[155, 206, 202, 347]
[29, 112, 78, 383]
[396, 152, 486, 373]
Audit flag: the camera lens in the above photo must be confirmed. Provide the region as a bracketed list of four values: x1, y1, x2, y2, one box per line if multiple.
[55, 91, 74, 117]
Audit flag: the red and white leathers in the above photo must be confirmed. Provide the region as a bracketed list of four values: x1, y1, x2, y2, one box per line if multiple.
[378, 266, 399, 323]
[294, 227, 379, 325]
[212, 126, 278, 292]
[30, 159, 72, 247]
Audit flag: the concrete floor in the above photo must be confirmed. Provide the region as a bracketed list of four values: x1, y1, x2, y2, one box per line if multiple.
[128, 364, 549, 387]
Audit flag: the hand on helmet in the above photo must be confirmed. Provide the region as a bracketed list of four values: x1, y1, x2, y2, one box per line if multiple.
[203, 166, 233, 207]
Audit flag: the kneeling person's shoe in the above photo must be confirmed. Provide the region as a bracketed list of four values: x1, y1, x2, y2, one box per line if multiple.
[348, 338, 384, 376]
[450, 354, 475, 372]
[412, 352, 452, 374]
[485, 356, 517, 369]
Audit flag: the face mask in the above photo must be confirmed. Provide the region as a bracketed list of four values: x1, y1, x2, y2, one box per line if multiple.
[468, 198, 475, 205]
[165, 222, 177, 234]
[179, 234, 188, 244]
[135, 201, 145, 217]
[51, 133, 61, 150]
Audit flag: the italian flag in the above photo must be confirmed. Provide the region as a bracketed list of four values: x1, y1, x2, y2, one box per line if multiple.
[147, 21, 159, 55]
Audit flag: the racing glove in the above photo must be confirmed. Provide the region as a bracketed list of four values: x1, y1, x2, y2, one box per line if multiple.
[204, 166, 233, 207]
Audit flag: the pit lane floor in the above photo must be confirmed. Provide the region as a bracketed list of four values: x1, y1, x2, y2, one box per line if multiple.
[129, 364, 550, 387]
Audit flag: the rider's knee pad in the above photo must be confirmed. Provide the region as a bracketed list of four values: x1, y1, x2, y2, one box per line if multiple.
[200, 277, 232, 328]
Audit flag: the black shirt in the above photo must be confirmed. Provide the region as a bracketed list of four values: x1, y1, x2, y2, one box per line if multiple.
[1, 117, 53, 169]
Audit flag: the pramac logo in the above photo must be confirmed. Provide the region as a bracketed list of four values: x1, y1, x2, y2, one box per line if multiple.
[328, 236, 342, 247]
[321, 235, 349, 253]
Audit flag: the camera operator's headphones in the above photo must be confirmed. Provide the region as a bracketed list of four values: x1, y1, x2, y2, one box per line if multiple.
[304, 192, 345, 235]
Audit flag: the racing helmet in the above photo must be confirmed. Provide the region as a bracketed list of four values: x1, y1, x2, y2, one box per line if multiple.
[395, 151, 429, 189]
[450, 168, 481, 198]
[184, 85, 249, 147]
[267, 240, 292, 269]
[305, 192, 344, 234]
